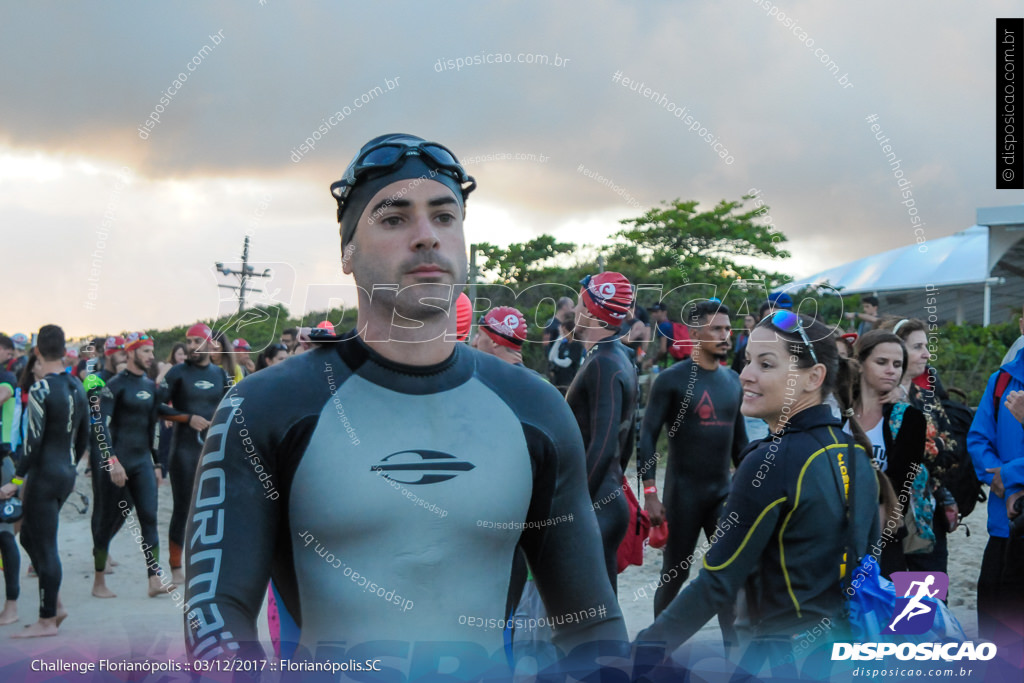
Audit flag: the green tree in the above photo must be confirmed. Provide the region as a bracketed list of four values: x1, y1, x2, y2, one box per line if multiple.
[475, 235, 577, 284]
[613, 195, 791, 296]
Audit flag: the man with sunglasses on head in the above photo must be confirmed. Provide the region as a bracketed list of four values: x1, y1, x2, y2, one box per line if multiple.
[159, 323, 230, 585]
[183, 134, 626, 673]
[566, 271, 639, 594]
[637, 301, 746, 639]
[87, 332, 175, 599]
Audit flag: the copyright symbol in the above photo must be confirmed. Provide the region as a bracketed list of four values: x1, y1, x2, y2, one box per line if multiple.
[1003, 168, 1015, 182]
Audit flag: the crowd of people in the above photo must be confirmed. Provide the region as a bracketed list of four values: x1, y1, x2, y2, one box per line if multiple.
[1, 132, 1023, 679]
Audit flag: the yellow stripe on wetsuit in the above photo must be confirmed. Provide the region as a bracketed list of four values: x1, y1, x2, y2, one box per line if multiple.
[778, 430, 855, 617]
[703, 497, 788, 571]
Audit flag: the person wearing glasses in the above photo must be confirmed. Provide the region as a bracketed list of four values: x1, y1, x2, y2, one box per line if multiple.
[565, 270, 639, 593]
[87, 332, 175, 599]
[844, 329, 926, 577]
[635, 312, 879, 678]
[183, 134, 626, 669]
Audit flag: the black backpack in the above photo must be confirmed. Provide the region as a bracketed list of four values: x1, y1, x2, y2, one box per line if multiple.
[940, 389, 986, 520]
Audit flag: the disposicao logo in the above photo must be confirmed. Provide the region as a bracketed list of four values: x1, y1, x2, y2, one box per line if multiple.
[885, 571, 947, 635]
[832, 572, 997, 662]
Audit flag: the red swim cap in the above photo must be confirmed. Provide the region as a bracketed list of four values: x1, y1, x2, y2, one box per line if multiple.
[104, 336, 127, 356]
[125, 332, 154, 353]
[580, 272, 634, 326]
[186, 323, 213, 341]
[480, 306, 527, 349]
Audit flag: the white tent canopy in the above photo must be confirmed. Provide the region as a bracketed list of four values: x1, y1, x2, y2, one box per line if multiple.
[793, 226, 990, 293]
[779, 205, 1024, 326]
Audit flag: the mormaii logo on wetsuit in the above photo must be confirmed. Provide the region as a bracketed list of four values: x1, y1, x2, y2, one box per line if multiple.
[194, 380, 215, 390]
[832, 571, 997, 662]
[371, 450, 475, 485]
[136, 390, 152, 400]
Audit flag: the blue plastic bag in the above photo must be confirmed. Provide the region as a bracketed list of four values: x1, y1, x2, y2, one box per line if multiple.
[847, 556, 895, 641]
[847, 556, 967, 643]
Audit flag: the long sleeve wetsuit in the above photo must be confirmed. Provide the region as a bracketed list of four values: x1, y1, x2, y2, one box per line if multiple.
[184, 332, 626, 670]
[17, 372, 88, 618]
[159, 360, 230, 569]
[565, 335, 639, 593]
[636, 406, 880, 659]
[637, 359, 747, 615]
[90, 370, 163, 575]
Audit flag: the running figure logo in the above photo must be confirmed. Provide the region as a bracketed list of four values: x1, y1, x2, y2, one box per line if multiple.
[884, 571, 948, 634]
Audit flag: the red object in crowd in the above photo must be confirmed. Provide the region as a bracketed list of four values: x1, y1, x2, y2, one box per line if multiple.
[649, 521, 669, 549]
[616, 477, 650, 573]
[455, 293, 472, 342]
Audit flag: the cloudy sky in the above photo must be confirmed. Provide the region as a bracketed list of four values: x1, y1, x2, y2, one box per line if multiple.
[2, 1, 1021, 337]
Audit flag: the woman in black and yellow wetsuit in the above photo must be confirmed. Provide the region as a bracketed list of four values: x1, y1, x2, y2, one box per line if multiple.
[636, 312, 880, 678]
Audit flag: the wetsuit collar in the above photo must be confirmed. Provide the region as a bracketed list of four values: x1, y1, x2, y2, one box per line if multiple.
[333, 329, 473, 394]
[585, 330, 626, 356]
[773, 404, 841, 436]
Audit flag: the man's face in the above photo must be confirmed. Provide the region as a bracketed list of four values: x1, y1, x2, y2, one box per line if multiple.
[692, 313, 732, 360]
[343, 179, 468, 325]
[186, 335, 210, 361]
[862, 302, 877, 316]
[110, 350, 127, 369]
[131, 347, 155, 370]
[0, 347, 12, 364]
[281, 333, 295, 348]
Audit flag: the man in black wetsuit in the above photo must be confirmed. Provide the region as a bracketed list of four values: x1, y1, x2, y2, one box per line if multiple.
[160, 323, 230, 585]
[184, 134, 626, 673]
[88, 332, 174, 599]
[565, 270, 639, 594]
[0, 325, 88, 638]
[638, 301, 747, 655]
[86, 335, 126, 573]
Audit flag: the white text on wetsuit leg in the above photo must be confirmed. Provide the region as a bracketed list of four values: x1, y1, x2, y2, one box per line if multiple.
[186, 399, 238, 658]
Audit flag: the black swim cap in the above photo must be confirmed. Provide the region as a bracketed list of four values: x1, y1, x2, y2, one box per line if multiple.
[334, 134, 474, 249]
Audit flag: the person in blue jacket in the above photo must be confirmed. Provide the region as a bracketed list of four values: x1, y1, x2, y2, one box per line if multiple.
[968, 343, 1024, 656]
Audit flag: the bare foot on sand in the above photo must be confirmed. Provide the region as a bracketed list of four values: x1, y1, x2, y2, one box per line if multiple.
[148, 573, 178, 597]
[11, 617, 58, 638]
[0, 600, 17, 625]
[92, 573, 117, 598]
